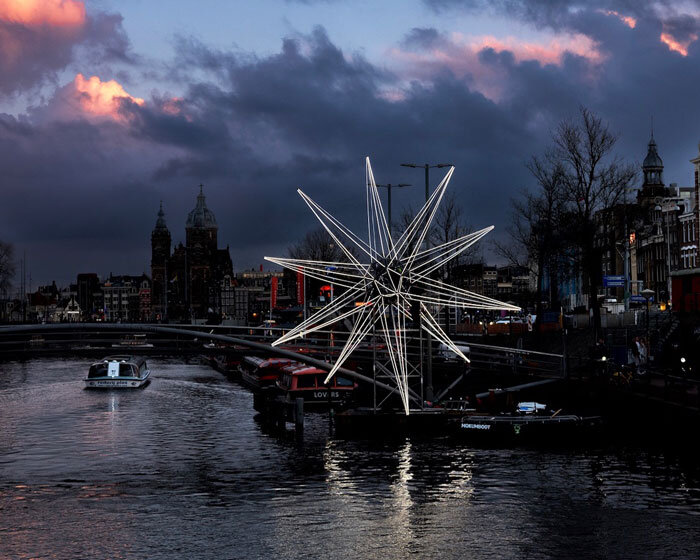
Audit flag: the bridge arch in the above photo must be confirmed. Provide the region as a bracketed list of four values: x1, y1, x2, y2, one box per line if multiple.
[0, 323, 416, 401]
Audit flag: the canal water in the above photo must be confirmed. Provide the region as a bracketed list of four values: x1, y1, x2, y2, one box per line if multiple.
[1, 358, 699, 559]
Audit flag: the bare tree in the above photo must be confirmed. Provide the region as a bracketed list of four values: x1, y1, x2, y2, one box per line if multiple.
[398, 194, 478, 332]
[397, 193, 479, 276]
[287, 228, 357, 303]
[553, 107, 636, 336]
[501, 108, 635, 336]
[288, 228, 351, 262]
[395, 205, 417, 241]
[431, 191, 480, 271]
[0, 240, 15, 296]
[496, 156, 566, 330]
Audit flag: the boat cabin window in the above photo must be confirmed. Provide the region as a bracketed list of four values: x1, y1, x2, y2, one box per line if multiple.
[296, 375, 317, 389]
[139, 362, 148, 375]
[335, 376, 353, 387]
[87, 363, 108, 378]
[87, 362, 136, 377]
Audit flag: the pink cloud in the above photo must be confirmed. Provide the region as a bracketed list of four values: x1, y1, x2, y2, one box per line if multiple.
[29, 76, 196, 127]
[600, 10, 637, 29]
[387, 31, 602, 102]
[463, 33, 602, 65]
[660, 29, 698, 56]
[73, 73, 144, 119]
[0, 0, 86, 28]
[30, 73, 145, 123]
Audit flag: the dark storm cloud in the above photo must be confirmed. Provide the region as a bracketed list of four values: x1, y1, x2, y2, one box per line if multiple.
[0, 5, 132, 96]
[0, 125, 144, 281]
[81, 11, 133, 64]
[662, 12, 700, 43]
[114, 27, 540, 269]
[123, 19, 700, 272]
[6, 8, 700, 285]
[400, 27, 447, 50]
[423, 0, 700, 31]
[0, 21, 74, 94]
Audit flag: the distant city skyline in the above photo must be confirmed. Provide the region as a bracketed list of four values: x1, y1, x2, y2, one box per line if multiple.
[3, 0, 700, 286]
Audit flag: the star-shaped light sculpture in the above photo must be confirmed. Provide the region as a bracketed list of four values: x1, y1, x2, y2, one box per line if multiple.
[265, 158, 520, 414]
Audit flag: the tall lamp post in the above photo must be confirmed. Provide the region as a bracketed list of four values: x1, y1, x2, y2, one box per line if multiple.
[400, 162, 453, 404]
[374, 183, 411, 233]
[400, 163, 453, 201]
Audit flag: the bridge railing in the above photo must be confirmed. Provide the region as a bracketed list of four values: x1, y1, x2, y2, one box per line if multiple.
[464, 342, 565, 379]
[0, 322, 564, 377]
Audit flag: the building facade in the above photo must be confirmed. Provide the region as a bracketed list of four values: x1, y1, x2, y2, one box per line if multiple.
[102, 274, 149, 322]
[150, 186, 233, 321]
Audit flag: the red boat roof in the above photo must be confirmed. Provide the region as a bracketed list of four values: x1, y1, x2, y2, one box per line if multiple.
[242, 356, 299, 369]
[281, 364, 327, 376]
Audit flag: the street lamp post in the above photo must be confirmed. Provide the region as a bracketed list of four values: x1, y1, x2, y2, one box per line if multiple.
[400, 162, 453, 404]
[401, 163, 453, 201]
[374, 183, 411, 233]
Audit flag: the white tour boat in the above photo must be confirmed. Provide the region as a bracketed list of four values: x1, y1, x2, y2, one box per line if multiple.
[85, 356, 151, 388]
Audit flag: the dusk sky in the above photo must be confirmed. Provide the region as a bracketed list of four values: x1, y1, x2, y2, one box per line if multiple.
[2, 0, 700, 287]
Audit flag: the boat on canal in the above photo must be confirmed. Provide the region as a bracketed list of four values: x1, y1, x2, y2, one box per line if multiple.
[239, 356, 298, 391]
[253, 362, 357, 414]
[112, 334, 154, 348]
[454, 404, 602, 444]
[211, 353, 241, 376]
[84, 355, 151, 388]
[275, 363, 357, 407]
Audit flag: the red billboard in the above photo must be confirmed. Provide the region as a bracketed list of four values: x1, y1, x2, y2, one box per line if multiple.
[270, 276, 278, 309]
[297, 270, 304, 305]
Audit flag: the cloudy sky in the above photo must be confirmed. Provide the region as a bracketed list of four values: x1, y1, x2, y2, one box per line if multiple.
[2, 0, 700, 287]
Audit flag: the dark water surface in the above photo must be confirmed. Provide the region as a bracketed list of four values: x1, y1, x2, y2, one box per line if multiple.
[1, 358, 699, 559]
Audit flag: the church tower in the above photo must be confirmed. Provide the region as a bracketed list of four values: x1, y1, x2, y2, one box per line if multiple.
[185, 185, 218, 316]
[151, 202, 171, 319]
[639, 132, 668, 201]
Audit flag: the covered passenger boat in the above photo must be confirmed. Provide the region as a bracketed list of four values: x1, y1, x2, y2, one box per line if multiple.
[85, 355, 151, 388]
[275, 363, 357, 407]
[239, 356, 299, 392]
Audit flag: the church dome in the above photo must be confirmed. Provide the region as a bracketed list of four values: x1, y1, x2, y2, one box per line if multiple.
[186, 185, 217, 229]
[154, 201, 168, 230]
[643, 136, 663, 168]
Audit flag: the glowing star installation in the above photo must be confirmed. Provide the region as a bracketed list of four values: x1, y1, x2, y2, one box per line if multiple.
[265, 158, 519, 415]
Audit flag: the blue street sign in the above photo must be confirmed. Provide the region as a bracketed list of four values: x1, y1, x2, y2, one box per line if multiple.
[603, 275, 625, 287]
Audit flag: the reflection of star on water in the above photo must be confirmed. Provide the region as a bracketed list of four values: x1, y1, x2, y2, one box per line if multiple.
[265, 157, 519, 414]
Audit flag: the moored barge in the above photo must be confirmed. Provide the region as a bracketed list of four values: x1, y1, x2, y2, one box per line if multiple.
[455, 412, 602, 444]
[253, 363, 357, 414]
[239, 356, 298, 391]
